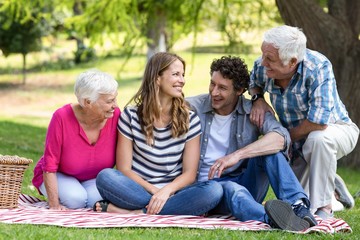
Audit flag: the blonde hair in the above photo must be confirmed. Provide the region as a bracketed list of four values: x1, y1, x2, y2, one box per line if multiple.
[128, 52, 189, 145]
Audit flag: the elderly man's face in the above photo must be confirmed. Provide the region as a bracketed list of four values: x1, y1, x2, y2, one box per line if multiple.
[261, 42, 297, 82]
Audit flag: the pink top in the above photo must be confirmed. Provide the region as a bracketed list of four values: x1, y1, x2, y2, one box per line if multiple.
[32, 104, 120, 192]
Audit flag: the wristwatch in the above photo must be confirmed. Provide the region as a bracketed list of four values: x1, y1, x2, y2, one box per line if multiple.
[251, 93, 264, 102]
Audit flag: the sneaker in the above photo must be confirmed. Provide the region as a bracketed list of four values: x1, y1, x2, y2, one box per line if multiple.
[334, 174, 354, 209]
[332, 193, 344, 212]
[315, 209, 334, 220]
[265, 200, 310, 231]
[292, 202, 317, 227]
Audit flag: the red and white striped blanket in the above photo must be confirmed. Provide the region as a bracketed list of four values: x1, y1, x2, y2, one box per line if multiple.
[0, 194, 352, 234]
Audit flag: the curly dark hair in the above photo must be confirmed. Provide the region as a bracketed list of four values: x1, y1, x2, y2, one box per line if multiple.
[210, 55, 249, 92]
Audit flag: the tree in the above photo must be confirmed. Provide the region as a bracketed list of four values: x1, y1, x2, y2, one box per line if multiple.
[275, 0, 360, 167]
[138, 0, 205, 59]
[217, 0, 281, 52]
[0, 4, 49, 84]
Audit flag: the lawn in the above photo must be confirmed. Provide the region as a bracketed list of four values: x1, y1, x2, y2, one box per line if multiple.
[0, 32, 359, 240]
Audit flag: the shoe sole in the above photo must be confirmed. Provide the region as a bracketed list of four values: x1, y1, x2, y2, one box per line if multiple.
[303, 215, 317, 227]
[265, 200, 310, 231]
[335, 174, 354, 209]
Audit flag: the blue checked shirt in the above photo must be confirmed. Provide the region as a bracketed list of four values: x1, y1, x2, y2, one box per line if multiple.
[250, 49, 351, 149]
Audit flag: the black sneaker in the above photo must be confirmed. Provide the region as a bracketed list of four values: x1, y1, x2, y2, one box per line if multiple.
[292, 202, 317, 227]
[265, 200, 310, 231]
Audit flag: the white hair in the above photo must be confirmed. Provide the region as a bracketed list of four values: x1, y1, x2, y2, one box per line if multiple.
[74, 69, 118, 106]
[263, 25, 307, 65]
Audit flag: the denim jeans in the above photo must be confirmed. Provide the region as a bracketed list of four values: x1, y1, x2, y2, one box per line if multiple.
[212, 152, 309, 222]
[96, 168, 223, 216]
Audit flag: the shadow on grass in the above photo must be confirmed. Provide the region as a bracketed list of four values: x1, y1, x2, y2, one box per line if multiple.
[0, 80, 75, 93]
[0, 51, 146, 75]
[0, 72, 141, 93]
[0, 120, 48, 197]
[0, 120, 46, 160]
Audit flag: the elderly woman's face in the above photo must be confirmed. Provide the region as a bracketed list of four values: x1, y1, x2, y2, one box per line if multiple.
[90, 92, 118, 119]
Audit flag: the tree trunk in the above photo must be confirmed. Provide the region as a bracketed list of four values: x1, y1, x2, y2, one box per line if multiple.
[22, 53, 26, 85]
[146, 7, 167, 60]
[73, 0, 86, 64]
[275, 0, 360, 168]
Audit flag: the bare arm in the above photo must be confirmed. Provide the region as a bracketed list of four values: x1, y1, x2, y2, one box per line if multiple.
[43, 172, 67, 210]
[289, 119, 327, 142]
[116, 132, 159, 195]
[147, 135, 200, 214]
[249, 86, 275, 128]
[209, 131, 284, 179]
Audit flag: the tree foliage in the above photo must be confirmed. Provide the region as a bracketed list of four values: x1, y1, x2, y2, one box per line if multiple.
[215, 0, 281, 51]
[0, 0, 281, 62]
[0, 1, 50, 84]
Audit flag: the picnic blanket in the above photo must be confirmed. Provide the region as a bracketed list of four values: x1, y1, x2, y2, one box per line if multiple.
[0, 194, 352, 234]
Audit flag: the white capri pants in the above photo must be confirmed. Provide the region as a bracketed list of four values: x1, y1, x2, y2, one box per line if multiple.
[291, 121, 359, 212]
[39, 172, 103, 209]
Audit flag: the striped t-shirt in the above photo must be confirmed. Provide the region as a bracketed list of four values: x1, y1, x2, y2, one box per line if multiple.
[118, 106, 202, 188]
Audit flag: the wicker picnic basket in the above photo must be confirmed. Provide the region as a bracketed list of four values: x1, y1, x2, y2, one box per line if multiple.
[0, 155, 33, 209]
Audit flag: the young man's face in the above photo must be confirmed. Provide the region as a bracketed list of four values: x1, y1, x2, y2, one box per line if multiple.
[209, 71, 242, 115]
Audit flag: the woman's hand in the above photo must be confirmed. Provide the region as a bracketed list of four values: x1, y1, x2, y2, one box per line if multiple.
[43, 172, 65, 210]
[48, 203, 67, 210]
[146, 188, 172, 214]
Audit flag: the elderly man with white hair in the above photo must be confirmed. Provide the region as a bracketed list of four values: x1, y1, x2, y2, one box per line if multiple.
[249, 25, 359, 219]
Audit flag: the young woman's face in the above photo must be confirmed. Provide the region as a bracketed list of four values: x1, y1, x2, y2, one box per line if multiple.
[157, 59, 185, 99]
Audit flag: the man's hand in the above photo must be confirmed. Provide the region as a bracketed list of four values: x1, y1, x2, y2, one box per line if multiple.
[250, 98, 274, 128]
[289, 119, 328, 142]
[208, 154, 239, 179]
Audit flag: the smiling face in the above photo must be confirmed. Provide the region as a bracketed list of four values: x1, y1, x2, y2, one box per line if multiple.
[209, 71, 242, 115]
[90, 92, 118, 119]
[261, 42, 297, 82]
[157, 59, 185, 99]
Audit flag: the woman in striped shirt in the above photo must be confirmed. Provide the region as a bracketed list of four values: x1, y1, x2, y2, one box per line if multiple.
[94, 52, 223, 215]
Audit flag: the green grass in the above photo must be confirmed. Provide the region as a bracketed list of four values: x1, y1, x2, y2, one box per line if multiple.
[0, 33, 359, 239]
[1, 85, 359, 240]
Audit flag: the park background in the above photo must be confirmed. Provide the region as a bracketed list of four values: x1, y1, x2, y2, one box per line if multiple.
[0, 0, 359, 239]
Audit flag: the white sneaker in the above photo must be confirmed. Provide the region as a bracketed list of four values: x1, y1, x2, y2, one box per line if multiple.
[332, 194, 344, 212]
[334, 174, 355, 209]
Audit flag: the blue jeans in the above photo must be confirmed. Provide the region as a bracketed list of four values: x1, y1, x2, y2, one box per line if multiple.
[96, 168, 223, 216]
[212, 152, 309, 222]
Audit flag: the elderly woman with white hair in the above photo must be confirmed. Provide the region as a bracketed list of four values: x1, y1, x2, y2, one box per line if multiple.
[32, 69, 120, 209]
